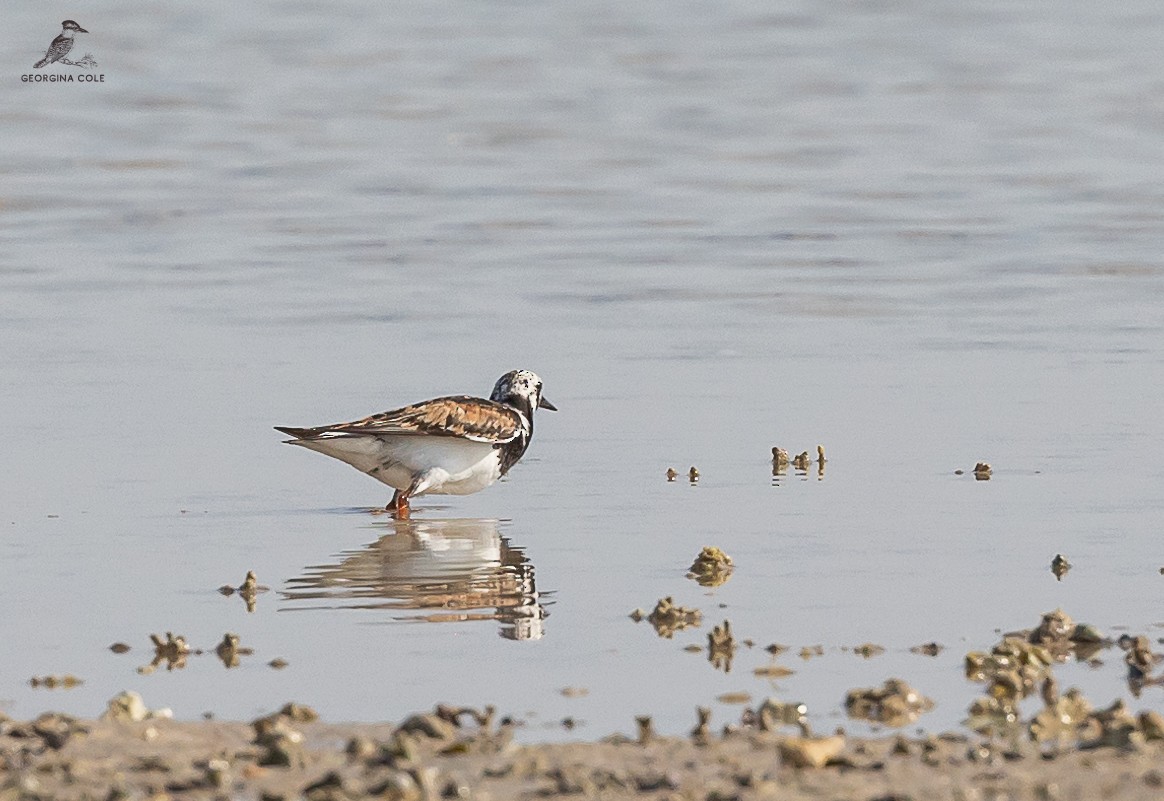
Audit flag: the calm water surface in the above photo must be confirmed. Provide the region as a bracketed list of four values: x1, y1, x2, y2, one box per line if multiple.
[1, 0, 1162, 739]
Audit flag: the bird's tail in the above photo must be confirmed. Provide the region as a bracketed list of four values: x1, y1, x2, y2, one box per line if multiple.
[33, 58, 49, 68]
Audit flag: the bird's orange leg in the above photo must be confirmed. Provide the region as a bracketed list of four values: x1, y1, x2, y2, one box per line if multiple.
[387, 489, 412, 519]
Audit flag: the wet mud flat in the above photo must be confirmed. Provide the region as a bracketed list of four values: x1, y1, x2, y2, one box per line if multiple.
[4, 705, 1164, 801]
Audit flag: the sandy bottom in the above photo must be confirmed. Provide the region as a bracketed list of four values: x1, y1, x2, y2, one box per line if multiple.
[4, 703, 1164, 801]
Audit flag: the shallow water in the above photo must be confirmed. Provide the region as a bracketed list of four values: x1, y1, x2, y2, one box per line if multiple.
[2, 0, 1163, 740]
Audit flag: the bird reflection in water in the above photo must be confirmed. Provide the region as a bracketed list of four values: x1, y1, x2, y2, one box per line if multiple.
[282, 518, 549, 640]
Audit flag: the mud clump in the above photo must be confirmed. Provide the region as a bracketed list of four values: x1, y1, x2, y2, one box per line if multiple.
[708, 620, 737, 672]
[637, 597, 702, 638]
[145, 631, 192, 672]
[756, 698, 809, 734]
[778, 734, 845, 768]
[28, 675, 83, 689]
[964, 609, 1117, 740]
[753, 663, 794, 679]
[799, 645, 824, 660]
[102, 691, 172, 723]
[1120, 634, 1160, 691]
[686, 546, 734, 587]
[219, 570, 269, 612]
[845, 679, 934, 727]
[215, 633, 255, 668]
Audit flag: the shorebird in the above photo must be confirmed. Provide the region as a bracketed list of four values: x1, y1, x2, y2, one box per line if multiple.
[34, 20, 88, 69]
[276, 370, 556, 515]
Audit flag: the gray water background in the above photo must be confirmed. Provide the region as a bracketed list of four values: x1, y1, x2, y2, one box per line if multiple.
[1, 0, 1163, 739]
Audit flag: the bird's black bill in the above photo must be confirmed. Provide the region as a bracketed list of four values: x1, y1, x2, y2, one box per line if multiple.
[538, 396, 558, 411]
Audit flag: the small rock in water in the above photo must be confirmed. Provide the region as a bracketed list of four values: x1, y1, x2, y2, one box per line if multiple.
[686, 546, 734, 587]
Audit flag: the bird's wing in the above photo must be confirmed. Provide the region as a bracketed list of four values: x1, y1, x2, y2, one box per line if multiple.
[43, 34, 71, 60]
[276, 396, 524, 444]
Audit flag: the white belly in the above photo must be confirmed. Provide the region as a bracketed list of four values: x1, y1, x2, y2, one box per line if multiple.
[292, 434, 502, 496]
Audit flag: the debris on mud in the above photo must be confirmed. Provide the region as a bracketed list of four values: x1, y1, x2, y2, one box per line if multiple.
[686, 546, 734, 587]
[635, 715, 655, 744]
[1052, 553, 1072, 581]
[690, 706, 712, 744]
[845, 679, 934, 727]
[102, 691, 172, 723]
[4, 696, 1164, 800]
[639, 597, 702, 638]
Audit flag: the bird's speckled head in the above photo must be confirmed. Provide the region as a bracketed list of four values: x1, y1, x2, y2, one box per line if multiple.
[61, 20, 88, 32]
[490, 370, 557, 415]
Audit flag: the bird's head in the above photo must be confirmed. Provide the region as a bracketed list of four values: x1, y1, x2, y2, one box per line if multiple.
[61, 20, 88, 33]
[490, 370, 557, 418]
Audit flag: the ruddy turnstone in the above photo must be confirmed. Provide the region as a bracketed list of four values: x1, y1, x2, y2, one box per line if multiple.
[276, 370, 555, 515]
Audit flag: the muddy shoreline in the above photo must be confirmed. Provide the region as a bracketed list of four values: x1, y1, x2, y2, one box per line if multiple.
[4, 701, 1164, 801]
